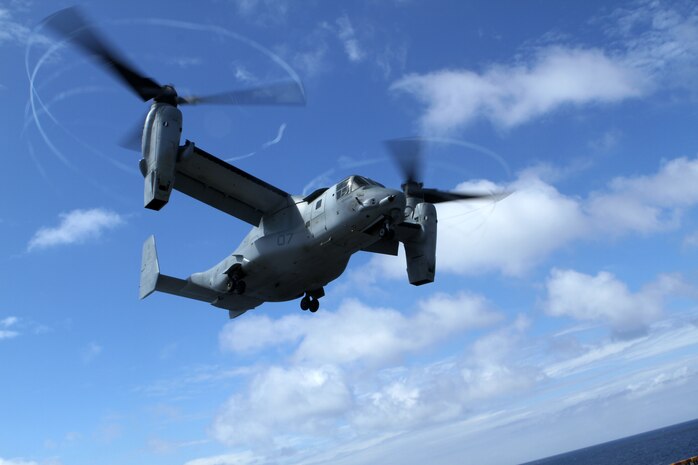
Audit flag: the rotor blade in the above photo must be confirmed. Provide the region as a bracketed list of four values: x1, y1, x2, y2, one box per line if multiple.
[118, 112, 148, 151]
[43, 7, 162, 101]
[179, 81, 306, 106]
[384, 137, 424, 184]
[421, 188, 510, 204]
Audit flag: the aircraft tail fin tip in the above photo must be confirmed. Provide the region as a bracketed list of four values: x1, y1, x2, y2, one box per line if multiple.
[139, 235, 160, 299]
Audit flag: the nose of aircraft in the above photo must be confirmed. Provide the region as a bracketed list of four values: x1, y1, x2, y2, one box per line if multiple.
[378, 188, 406, 222]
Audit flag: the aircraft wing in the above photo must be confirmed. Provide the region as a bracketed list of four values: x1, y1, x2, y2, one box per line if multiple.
[174, 142, 291, 226]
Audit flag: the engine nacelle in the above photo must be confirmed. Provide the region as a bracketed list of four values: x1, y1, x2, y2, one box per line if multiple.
[141, 103, 183, 210]
[404, 202, 437, 286]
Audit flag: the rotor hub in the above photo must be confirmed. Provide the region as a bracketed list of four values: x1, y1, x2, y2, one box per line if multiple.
[154, 85, 179, 106]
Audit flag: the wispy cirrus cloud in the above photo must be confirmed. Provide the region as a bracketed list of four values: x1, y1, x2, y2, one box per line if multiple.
[0, 7, 31, 46]
[335, 13, 364, 63]
[81, 342, 103, 364]
[230, 0, 291, 26]
[261, 122, 286, 149]
[27, 208, 125, 251]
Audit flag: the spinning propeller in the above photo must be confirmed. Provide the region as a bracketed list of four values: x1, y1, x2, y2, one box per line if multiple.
[385, 137, 508, 204]
[42, 7, 306, 107]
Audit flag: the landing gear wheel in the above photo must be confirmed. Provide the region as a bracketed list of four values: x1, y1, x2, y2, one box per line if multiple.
[300, 296, 310, 310]
[235, 280, 246, 295]
[379, 224, 394, 240]
[226, 279, 234, 292]
[309, 299, 319, 313]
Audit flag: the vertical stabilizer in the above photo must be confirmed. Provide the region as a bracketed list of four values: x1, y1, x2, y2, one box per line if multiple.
[140, 235, 160, 299]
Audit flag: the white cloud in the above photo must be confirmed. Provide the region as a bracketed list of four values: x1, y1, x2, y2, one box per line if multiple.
[391, 46, 647, 132]
[212, 364, 352, 445]
[213, 312, 533, 446]
[683, 230, 698, 248]
[166, 56, 203, 68]
[336, 14, 364, 63]
[231, 0, 290, 25]
[364, 156, 698, 279]
[28, 208, 124, 251]
[305, 361, 698, 465]
[544, 269, 685, 334]
[0, 458, 39, 465]
[441, 176, 587, 275]
[351, 366, 463, 432]
[233, 65, 257, 84]
[0, 330, 19, 340]
[392, 1, 698, 133]
[352, 316, 537, 432]
[288, 26, 331, 78]
[183, 452, 259, 465]
[0, 316, 19, 340]
[625, 365, 690, 399]
[219, 293, 501, 365]
[545, 316, 698, 379]
[365, 173, 586, 278]
[82, 342, 102, 363]
[209, 284, 698, 462]
[459, 315, 538, 400]
[135, 365, 252, 397]
[1, 316, 18, 327]
[611, 0, 698, 91]
[0, 8, 31, 46]
[586, 156, 698, 235]
[589, 129, 621, 152]
[209, 307, 698, 461]
[213, 294, 508, 445]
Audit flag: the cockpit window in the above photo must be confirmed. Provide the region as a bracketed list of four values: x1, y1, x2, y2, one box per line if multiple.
[337, 175, 383, 199]
[357, 176, 384, 187]
[353, 176, 369, 187]
[336, 178, 351, 199]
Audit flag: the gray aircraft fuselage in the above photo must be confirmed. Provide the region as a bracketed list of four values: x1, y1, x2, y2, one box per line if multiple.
[190, 181, 405, 306]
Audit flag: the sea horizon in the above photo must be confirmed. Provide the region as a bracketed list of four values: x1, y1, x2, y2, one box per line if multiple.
[521, 417, 698, 465]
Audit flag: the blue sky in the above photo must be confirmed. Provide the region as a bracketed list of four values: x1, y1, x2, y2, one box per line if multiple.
[2, 0, 698, 464]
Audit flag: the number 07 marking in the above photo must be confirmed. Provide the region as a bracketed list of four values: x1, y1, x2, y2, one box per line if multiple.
[277, 233, 294, 246]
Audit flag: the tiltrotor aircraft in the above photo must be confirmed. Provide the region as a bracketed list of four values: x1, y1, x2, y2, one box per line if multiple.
[46, 8, 505, 318]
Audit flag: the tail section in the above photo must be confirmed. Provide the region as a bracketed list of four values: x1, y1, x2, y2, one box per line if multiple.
[138, 235, 261, 318]
[140, 234, 191, 299]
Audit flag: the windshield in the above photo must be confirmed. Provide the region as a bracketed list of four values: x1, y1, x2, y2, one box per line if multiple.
[355, 175, 384, 187]
[336, 176, 384, 199]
